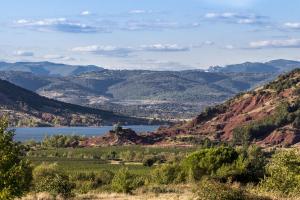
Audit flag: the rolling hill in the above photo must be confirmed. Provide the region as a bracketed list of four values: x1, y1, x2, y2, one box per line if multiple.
[0, 59, 299, 120]
[0, 79, 151, 127]
[156, 69, 300, 147]
[0, 68, 273, 120]
[0, 61, 104, 77]
[208, 59, 300, 73]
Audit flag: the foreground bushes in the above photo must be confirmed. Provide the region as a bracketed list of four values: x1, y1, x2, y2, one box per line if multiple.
[260, 150, 300, 197]
[0, 117, 32, 200]
[182, 146, 239, 181]
[32, 163, 75, 199]
[196, 179, 270, 200]
[183, 146, 266, 183]
[196, 179, 246, 200]
[111, 168, 144, 194]
[151, 163, 186, 184]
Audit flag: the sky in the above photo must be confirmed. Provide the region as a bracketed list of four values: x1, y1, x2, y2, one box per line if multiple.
[1, 0, 300, 70]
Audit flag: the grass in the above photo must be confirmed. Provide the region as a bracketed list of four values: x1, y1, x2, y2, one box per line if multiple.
[28, 157, 153, 176]
[26, 146, 198, 176]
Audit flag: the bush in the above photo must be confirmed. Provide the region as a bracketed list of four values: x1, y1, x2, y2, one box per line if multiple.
[33, 163, 75, 199]
[111, 168, 142, 194]
[151, 164, 186, 184]
[182, 146, 238, 181]
[260, 150, 300, 197]
[233, 101, 300, 146]
[196, 179, 247, 200]
[0, 117, 32, 200]
[182, 146, 266, 183]
[143, 156, 158, 167]
[41, 135, 83, 148]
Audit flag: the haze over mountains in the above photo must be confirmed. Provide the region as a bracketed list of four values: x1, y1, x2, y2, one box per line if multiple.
[0, 59, 299, 120]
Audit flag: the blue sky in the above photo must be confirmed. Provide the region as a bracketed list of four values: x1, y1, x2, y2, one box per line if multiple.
[1, 0, 300, 70]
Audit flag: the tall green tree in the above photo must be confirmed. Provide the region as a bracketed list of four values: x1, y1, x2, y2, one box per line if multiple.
[0, 117, 32, 199]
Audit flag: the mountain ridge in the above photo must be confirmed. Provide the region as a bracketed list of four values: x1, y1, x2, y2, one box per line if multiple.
[0, 79, 152, 127]
[154, 68, 300, 147]
[1, 59, 299, 120]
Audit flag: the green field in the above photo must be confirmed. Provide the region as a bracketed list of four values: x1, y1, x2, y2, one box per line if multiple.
[28, 157, 152, 175]
[26, 146, 198, 176]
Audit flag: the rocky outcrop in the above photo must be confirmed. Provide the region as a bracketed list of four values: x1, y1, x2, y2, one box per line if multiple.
[80, 127, 165, 147]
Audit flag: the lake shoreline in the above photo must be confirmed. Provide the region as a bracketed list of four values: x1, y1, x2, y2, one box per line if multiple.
[13, 125, 160, 142]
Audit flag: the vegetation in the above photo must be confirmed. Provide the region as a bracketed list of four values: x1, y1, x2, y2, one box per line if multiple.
[0, 62, 275, 120]
[264, 68, 300, 93]
[0, 79, 151, 127]
[1, 116, 299, 199]
[41, 135, 84, 148]
[32, 163, 75, 199]
[9, 142, 300, 199]
[111, 168, 143, 194]
[0, 117, 32, 200]
[260, 150, 300, 197]
[233, 99, 300, 146]
[196, 179, 247, 200]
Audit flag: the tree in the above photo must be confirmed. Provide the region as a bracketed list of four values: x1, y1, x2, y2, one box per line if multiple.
[0, 117, 32, 200]
[33, 163, 75, 199]
[182, 146, 238, 181]
[260, 150, 300, 197]
[111, 168, 141, 193]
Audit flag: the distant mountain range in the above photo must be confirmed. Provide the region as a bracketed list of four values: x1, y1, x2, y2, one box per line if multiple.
[0, 59, 299, 120]
[0, 79, 151, 127]
[207, 59, 300, 73]
[0, 61, 104, 77]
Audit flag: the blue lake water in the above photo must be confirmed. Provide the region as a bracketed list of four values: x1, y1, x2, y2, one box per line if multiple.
[13, 125, 160, 142]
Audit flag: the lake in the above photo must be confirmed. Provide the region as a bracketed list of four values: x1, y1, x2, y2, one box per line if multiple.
[13, 125, 160, 142]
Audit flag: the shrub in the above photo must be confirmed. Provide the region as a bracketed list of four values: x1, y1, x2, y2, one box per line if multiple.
[233, 101, 300, 146]
[196, 179, 246, 200]
[151, 164, 186, 184]
[33, 163, 75, 199]
[111, 168, 142, 193]
[182, 146, 238, 181]
[41, 135, 83, 148]
[260, 150, 300, 197]
[96, 170, 115, 186]
[0, 117, 32, 200]
[143, 157, 156, 167]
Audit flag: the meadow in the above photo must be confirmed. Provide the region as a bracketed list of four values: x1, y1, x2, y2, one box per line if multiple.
[26, 145, 198, 176]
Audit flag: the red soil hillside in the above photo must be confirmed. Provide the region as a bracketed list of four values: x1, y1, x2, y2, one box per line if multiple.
[156, 69, 300, 147]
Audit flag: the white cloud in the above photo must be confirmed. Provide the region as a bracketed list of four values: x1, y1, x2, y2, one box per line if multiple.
[191, 41, 215, 48]
[225, 45, 235, 49]
[43, 54, 74, 61]
[141, 44, 190, 52]
[127, 59, 192, 71]
[203, 41, 215, 46]
[14, 50, 34, 57]
[203, 0, 258, 8]
[205, 12, 236, 19]
[204, 12, 266, 25]
[129, 9, 154, 14]
[72, 43, 191, 57]
[14, 18, 100, 33]
[123, 19, 180, 31]
[72, 45, 134, 57]
[238, 19, 255, 24]
[284, 22, 300, 29]
[249, 38, 300, 48]
[80, 11, 91, 16]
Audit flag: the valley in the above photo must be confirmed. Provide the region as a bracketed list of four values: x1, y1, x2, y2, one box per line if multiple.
[1, 59, 297, 120]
